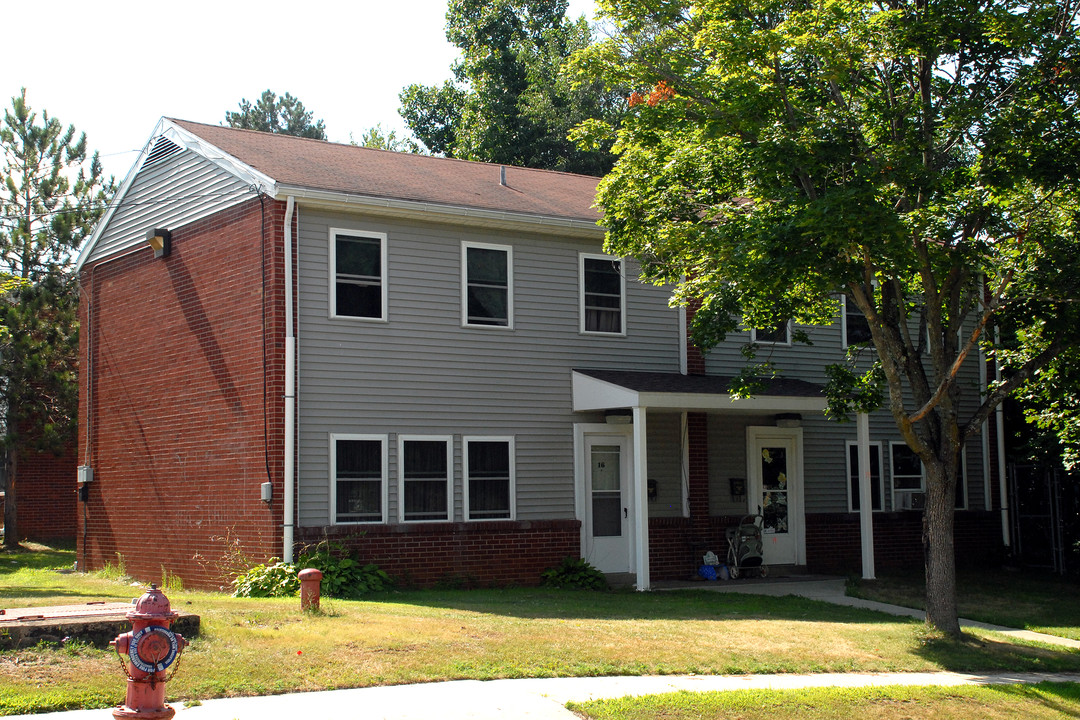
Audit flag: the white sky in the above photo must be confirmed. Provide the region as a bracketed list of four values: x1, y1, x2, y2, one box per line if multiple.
[2, 0, 597, 183]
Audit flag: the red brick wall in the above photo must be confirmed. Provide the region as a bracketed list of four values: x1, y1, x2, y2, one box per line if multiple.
[77, 198, 288, 589]
[805, 511, 1003, 574]
[297, 520, 580, 587]
[649, 516, 694, 580]
[14, 440, 77, 542]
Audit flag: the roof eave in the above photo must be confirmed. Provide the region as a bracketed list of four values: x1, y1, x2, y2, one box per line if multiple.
[275, 185, 606, 238]
[571, 370, 828, 413]
[76, 118, 279, 273]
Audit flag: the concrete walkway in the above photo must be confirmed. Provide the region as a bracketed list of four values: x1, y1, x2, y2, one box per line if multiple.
[660, 576, 1080, 650]
[9, 579, 1079, 720]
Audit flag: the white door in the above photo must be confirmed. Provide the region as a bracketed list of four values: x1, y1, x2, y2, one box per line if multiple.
[584, 434, 631, 573]
[747, 427, 804, 566]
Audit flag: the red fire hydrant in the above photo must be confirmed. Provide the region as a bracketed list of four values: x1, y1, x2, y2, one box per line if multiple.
[110, 584, 187, 720]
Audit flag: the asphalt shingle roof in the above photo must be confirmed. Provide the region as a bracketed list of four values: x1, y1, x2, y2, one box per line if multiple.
[171, 119, 602, 223]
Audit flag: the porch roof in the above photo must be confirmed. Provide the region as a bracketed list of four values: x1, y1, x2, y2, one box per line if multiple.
[571, 369, 828, 414]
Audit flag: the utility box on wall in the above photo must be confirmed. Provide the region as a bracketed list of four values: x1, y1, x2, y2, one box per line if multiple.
[77, 466, 94, 484]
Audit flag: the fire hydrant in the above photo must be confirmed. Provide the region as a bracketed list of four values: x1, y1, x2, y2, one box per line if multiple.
[110, 584, 187, 720]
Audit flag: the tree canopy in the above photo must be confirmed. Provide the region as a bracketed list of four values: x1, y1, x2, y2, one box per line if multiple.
[225, 90, 328, 139]
[0, 89, 112, 546]
[400, 0, 622, 174]
[574, 0, 1080, 633]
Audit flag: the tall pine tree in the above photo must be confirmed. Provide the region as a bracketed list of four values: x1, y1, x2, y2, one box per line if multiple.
[0, 89, 111, 547]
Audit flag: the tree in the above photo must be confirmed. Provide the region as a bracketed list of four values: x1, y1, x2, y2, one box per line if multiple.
[225, 90, 327, 140]
[0, 89, 112, 547]
[399, 0, 621, 175]
[573, 0, 1080, 634]
[352, 124, 425, 154]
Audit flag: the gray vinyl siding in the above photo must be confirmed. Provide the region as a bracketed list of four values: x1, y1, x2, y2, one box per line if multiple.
[704, 318, 988, 515]
[83, 149, 251, 265]
[646, 413, 685, 518]
[297, 207, 680, 527]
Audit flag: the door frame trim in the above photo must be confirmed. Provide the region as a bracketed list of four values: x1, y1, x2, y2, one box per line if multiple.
[574, 422, 635, 570]
[746, 426, 806, 565]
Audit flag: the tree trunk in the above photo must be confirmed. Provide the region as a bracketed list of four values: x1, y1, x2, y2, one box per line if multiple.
[923, 460, 960, 635]
[3, 449, 16, 549]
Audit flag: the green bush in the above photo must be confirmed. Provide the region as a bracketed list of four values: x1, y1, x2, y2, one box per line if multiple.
[296, 542, 393, 598]
[231, 543, 392, 599]
[232, 559, 300, 598]
[540, 556, 608, 590]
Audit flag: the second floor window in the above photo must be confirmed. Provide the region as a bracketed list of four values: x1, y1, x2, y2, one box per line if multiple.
[332, 230, 386, 320]
[843, 295, 873, 346]
[581, 254, 625, 334]
[752, 320, 791, 345]
[463, 242, 512, 327]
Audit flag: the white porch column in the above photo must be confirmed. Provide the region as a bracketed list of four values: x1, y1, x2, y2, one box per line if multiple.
[857, 412, 875, 579]
[632, 405, 650, 590]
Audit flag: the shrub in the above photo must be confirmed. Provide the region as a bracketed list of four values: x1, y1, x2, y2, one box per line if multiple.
[540, 556, 608, 590]
[296, 542, 393, 598]
[232, 559, 300, 598]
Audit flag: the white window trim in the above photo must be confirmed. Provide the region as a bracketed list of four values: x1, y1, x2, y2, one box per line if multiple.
[579, 252, 627, 336]
[329, 228, 388, 322]
[956, 447, 969, 511]
[845, 440, 883, 513]
[841, 295, 872, 349]
[889, 441, 925, 510]
[461, 241, 514, 329]
[463, 436, 516, 521]
[398, 435, 454, 523]
[751, 320, 792, 346]
[329, 433, 388, 525]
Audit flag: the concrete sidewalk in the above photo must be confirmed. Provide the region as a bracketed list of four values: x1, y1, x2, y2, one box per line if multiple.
[11, 671, 1080, 720]
[9, 579, 1079, 720]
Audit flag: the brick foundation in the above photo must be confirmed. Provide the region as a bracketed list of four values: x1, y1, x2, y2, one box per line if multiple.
[296, 519, 580, 588]
[805, 511, 1003, 574]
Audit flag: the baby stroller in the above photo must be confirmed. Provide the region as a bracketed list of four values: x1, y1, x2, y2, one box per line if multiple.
[726, 514, 767, 579]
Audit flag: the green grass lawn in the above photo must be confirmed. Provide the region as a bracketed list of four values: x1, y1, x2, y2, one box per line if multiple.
[850, 568, 1080, 641]
[570, 683, 1080, 720]
[2, 544, 1079, 715]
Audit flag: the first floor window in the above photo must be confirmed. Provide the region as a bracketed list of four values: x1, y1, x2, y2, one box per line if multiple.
[333, 435, 385, 523]
[581, 254, 625, 334]
[890, 442, 925, 510]
[846, 441, 883, 512]
[400, 437, 451, 522]
[465, 437, 514, 520]
[332, 230, 386, 319]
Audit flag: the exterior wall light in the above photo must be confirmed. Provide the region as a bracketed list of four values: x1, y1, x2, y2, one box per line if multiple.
[146, 228, 172, 258]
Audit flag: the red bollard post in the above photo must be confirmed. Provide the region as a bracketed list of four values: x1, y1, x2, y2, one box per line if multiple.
[298, 568, 323, 611]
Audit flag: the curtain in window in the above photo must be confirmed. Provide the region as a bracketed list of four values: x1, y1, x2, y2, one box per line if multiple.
[584, 258, 622, 333]
[468, 441, 510, 519]
[403, 440, 448, 521]
[336, 439, 382, 522]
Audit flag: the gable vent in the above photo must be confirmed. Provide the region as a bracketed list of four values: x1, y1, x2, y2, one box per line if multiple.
[143, 136, 183, 168]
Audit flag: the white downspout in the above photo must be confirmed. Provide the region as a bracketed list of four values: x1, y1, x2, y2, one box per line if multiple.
[994, 336, 1010, 548]
[283, 196, 296, 562]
